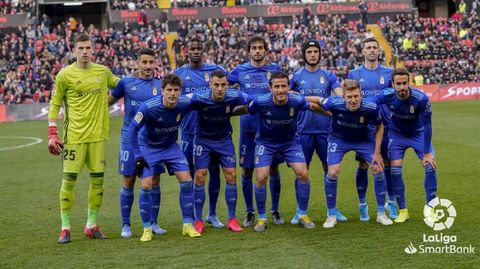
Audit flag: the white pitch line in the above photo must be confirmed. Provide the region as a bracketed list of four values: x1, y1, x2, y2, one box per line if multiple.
[0, 136, 43, 151]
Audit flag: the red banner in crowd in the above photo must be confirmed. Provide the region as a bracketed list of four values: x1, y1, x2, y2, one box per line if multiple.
[110, 0, 412, 23]
[417, 82, 480, 102]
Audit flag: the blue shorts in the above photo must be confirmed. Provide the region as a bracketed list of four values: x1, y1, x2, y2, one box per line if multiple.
[296, 133, 328, 164]
[327, 136, 375, 166]
[194, 137, 236, 169]
[355, 129, 389, 161]
[141, 143, 190, 176]
[388, 131, 434, 161]
[240, 132, 282, 168]
[118, 142, 165, 177]
[182, 133, 220, 172]
[254, 142, 304, 168]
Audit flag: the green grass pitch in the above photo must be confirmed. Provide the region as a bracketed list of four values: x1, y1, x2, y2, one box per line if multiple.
[0, 100, 479, 268]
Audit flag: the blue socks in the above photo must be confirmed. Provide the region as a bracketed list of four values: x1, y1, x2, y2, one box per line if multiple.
[270, 174, 281, 212]
[179, 181, 194, 224]
[425, 164, 437, 203]
[254, 185, 267, 219]
[384, 166, 395, 201]
[120, 186, 134, 226]
[297, 179, 310, 216]
[356, 168, 368, 204]
[151, 186, 160, 224]
[139, 188, 152, 228]
[242, 175, 254, 213]
[194, 184, 205, 221]
[324, 175, 338, 216]
[373, 173, 386, 213]
[391, 166, 406, 209]
[208, 166, 221, 216]
[225, 183, 238, 220]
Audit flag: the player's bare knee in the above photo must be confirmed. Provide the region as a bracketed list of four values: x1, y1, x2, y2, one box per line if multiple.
[123, 176, 135, 188]
[296, 169, 309, 182]
[327, 167, 340, 179]
[140, 177, 153, 190]
[223, 169, 236, 184]
[195, 169, 207, 185]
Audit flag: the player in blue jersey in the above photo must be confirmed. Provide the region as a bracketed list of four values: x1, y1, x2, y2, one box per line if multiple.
[245, 72, 328, 232]
[108, 48, 167, 238]
[128, 74, 201, 241]
[348, 38, 397, 221]
[173, 38, 226, 228]
[290, 40, 346, 224]
[228, 36, 284, 227]
[187, 70, 248, 234]
[309, 80, 393, 228]
[374, 68, 437, 223]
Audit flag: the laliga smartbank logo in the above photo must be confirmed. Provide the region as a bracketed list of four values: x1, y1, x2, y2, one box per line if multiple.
[404, 198, 476, 255]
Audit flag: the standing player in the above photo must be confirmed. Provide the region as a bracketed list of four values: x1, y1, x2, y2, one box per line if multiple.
[290, 40, 346, 224]
[128, 74, 200, 240]
[228, 36, 284, 227]
[246, 72, 325, 232]
[173, 38, 225, 228]
[188, 70, 248, 233]
[374, 68, 437, 223]
[48, 33, 119, 243]
[311, 80, 393, 228]
[348, 37, 397, 221]
[108, 48, 166, 238]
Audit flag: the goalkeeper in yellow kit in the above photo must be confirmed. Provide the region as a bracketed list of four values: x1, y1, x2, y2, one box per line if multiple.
[48, 33, 119, 243]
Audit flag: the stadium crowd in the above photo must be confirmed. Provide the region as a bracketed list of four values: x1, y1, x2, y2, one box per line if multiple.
[0, 19, 170, 104]
[382, 13, 480, 84]
[0, 0, 34, 14]
[110, 0, 157, 10]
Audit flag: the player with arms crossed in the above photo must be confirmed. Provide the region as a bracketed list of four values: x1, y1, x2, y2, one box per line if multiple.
[108, 48, 166, 238]
[173, 38, 225, 228]
[49, 33, 120, 243]
[290, 40, 346, 224]
[312, 80, 393, 228]
[348, 37, 397, 221]
[128, 74, 200, 241]
[374, 68, 437, 223]
[188, 70, 248, 233]
[228, 36, 284, 227]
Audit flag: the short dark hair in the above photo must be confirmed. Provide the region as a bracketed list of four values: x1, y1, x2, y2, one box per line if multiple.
[362, 37, 379, 48]
[188, 38, 203, 49]
[162, 74, 182, 89]
[74, 33, 91, 44]
[137, 48, 155, 58]
[391, 68, 410, 82]
[247, 36, 269, 52]
[210, 70, 226, 80]
[269, 71, 289, 87]
[341, 79, 361, 92]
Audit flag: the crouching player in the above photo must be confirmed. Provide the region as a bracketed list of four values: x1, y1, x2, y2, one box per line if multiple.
[309, 79, 393, 228]
[128, 74, 200, 241]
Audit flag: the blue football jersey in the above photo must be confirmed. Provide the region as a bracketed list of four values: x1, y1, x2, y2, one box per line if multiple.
[375, 87, 432, 136]
[348, 65, 393, 127]
[111, 76, 162, 143]
[173, 64, 225, 135]
[321, 96, 382, 142]
[290, 67, 340, 134]
[190, 89, 249, 140]
[129, 96, 192, 156]
[248, 93, 310, 145]
[228, 62, 282, 132]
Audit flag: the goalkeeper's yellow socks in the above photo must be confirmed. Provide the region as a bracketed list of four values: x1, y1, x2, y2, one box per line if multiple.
[59, 178, 76, 229]
[86, 173, 104, 228]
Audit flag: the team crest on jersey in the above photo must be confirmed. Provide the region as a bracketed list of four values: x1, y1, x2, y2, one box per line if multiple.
[410, 105, 415, 113]
[226, 106, 230, 113]
[320, 76, 325, 84]
[240, 156, 244, 164]
[153, 87, 158, 96]
[359, 116, 364, 123]
[134, 112, 143, 123]
[289, 108, 294, 116]
[380, 76, 385, 84]
[176, 114, 181, 122]
[204, 73, 210, 82]
[255, 156, 259, 164]
[266, 72, 271, 79]
[120, 163, 124, 171]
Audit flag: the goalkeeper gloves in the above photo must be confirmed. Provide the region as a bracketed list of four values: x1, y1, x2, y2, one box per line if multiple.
[48, 125, 64, 155]
[136, 157, 150, 178]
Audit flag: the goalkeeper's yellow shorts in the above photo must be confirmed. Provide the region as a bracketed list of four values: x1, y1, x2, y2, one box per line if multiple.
[63, 141, 106, 174]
